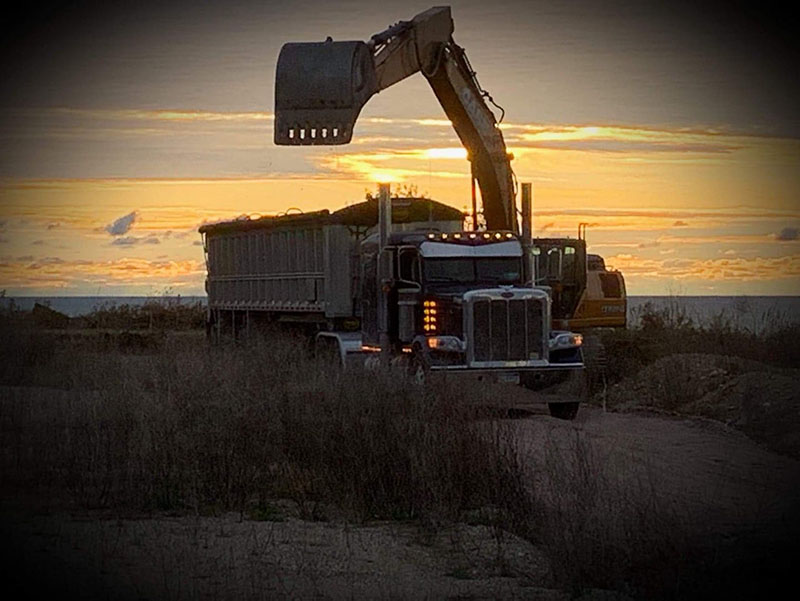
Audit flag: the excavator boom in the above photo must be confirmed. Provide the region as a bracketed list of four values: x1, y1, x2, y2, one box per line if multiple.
[274, 6, 516, 232]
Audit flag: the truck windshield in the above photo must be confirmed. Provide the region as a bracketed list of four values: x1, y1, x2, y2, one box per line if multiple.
[424, 257, 521, 285]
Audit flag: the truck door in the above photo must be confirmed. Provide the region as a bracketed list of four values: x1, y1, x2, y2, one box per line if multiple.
[396, 247, 421, 343]
[360, 250, 378, 345]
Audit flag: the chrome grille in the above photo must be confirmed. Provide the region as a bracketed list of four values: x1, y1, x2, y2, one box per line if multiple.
[470, 295, 545, 363]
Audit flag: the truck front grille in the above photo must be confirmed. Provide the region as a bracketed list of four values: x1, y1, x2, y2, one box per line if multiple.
[471, 296, 545, 363]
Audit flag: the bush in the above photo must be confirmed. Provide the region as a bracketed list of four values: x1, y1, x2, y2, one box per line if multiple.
[79, 298, 206, 331]
[595, 302, 800, 392]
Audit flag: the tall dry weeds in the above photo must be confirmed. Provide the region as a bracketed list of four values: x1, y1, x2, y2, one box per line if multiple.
[0, 327, 530, 529]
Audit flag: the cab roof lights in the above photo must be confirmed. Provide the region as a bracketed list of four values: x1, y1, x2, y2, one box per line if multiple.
[426, 231, 516, 242]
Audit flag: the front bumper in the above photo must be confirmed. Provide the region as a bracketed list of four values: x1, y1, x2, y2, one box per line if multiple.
[428, 361, 583, 374]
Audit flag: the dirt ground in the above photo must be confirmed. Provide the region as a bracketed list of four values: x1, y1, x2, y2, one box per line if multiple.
[3, 387, 799, 600]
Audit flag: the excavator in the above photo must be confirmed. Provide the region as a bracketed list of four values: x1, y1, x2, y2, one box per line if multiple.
[273, 5, 625, 331]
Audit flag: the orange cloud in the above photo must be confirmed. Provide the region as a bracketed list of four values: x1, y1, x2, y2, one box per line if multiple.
[605, 253, 800, 283]
[0, 256, 204, 290]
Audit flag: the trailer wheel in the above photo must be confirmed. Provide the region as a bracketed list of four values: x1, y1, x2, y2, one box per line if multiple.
[548, 402, 579, 420]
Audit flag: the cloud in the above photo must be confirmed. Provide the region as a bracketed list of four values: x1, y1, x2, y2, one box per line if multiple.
[605, 253, 800, 282]
[105, 211, 138, 236]
[637, 240, 661, 248]
[673, 220, 688, 227]
[0, 256, 204, 290]
[51, 108, 273, 123]
[776, 227, 798, 241]
[110, 236, 138, 246]
[111, 235, 160, 246]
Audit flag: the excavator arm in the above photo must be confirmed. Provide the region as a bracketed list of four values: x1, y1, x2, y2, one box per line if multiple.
[274, 6, 517, 232]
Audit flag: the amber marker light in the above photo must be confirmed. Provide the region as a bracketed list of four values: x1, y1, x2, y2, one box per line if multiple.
[423, 300, 438, 333]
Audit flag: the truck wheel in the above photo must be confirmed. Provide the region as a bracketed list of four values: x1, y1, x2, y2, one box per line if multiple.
[315, 336, 343, 369]
[409, 353, 428, 386]
[548, 402, 579, 420]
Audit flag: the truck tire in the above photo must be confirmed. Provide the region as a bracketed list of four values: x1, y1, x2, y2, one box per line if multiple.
[581, 332, 608, 395]
[408, 352, 429, 386]
[315, 336, 343, 369]
[548, 402, 579, 420]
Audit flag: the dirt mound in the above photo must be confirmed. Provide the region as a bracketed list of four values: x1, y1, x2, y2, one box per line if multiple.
[689, 371, 800, 458]
[601, 353, 800, 458]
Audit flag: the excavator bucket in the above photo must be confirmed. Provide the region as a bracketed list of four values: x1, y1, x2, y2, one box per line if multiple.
[274, 41, 377, 145]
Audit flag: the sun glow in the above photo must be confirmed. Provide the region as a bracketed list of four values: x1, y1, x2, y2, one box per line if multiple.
[368, 171, 401, 183]
[422, 147, 468, 160]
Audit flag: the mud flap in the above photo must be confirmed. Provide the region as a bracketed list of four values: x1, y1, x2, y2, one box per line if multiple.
[274, 41, 377, 145]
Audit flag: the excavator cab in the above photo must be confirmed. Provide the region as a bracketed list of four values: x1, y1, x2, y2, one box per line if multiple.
[533, 234, 627, 330]
[274, 41, 377, 145]
[533, 238, 587, 323]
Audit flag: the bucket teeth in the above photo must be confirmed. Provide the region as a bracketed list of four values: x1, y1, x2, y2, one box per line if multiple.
[274, 115, 352, 146]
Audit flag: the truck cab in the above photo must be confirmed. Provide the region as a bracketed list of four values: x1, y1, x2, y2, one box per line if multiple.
[358, 230, 583, 378]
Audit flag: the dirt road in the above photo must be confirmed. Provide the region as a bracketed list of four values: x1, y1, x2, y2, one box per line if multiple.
[511, 402, 800, 535]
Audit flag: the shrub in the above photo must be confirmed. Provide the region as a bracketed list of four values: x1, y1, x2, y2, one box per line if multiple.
[78, 298, 206, 331]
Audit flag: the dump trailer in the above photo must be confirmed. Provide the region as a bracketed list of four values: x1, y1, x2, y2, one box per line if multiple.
[199, 188, 585, 420]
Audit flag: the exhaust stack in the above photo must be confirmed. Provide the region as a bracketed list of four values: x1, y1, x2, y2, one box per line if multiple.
[377, 183, 392, 357]
[521, 182, 534, 286]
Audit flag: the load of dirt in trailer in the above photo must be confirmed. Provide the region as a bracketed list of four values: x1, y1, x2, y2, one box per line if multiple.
[599, 353, 800, 458]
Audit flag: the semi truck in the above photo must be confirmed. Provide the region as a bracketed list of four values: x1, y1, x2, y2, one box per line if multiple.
[200, 189, 584, 419]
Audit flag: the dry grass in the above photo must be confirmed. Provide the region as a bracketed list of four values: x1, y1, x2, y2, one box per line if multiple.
[0, 324, 529, 529]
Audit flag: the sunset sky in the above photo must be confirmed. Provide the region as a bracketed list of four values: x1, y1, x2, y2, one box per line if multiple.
[1, 0, 798, 296]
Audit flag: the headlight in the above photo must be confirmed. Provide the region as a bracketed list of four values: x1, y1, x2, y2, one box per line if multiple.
[426, 336, 464, 352]
[549, 332, 583, 350]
